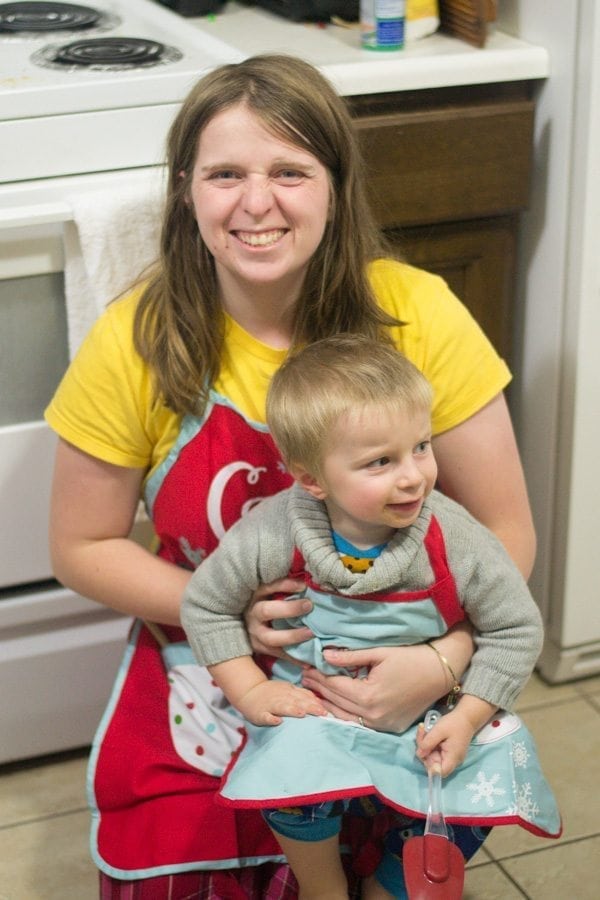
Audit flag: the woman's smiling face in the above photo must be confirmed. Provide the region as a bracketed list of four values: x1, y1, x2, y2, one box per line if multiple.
[188, 103, 332, 301]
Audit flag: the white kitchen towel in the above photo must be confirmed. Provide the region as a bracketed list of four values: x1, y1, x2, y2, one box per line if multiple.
[64, 171, 165, 358]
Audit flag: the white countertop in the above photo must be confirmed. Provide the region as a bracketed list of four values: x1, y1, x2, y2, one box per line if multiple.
[186, 4, 549, 96]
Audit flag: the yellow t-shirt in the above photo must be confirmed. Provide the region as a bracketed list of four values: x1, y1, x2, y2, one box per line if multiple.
[45, 259, 510, 483]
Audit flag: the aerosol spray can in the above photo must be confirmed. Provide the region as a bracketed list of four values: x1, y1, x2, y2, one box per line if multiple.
[361, 0, 406, 51]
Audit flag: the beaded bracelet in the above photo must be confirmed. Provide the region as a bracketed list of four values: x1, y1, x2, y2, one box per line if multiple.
[427, 641, 462, 707]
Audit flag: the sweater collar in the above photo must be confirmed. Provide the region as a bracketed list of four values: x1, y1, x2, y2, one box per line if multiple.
[287, 483, 433, 593]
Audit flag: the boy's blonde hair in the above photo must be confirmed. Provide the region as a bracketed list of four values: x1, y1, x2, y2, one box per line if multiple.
[267, 334, 433, 477]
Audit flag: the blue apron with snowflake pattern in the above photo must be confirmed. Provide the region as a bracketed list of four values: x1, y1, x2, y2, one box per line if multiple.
[218, 529, 562, 841]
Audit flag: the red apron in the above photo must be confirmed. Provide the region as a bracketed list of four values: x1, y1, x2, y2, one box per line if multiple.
[89, 398, 464, 886]
[89, 399, 293, 878]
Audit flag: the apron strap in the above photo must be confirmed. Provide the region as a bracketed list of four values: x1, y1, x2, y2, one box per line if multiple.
[423, 515, 466, 629]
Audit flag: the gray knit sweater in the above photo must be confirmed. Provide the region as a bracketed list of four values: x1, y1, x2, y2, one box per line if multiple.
[181, 486, 543, 711]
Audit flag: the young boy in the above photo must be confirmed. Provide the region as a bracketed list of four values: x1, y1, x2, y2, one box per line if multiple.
[181, 334, 560, 900]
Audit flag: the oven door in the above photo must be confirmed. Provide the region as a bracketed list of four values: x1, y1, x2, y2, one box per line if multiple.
[0, 175, 157, 763]
[0, 221, 68, 587]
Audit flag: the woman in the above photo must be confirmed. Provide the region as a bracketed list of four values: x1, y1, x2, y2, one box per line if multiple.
[46, 55, 535, 898]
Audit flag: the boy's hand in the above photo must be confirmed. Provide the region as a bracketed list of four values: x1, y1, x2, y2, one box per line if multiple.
[237, 680, 327, 726]
[416, 708, 476, 777]
[416, 697, 498, 777]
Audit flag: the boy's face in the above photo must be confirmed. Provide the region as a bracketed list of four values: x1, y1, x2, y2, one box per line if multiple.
[300, 403, 437, 549]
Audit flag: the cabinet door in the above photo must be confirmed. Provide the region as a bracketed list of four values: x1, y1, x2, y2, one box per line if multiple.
[385, 216, 518, 363]
[349, 82, 537, 367]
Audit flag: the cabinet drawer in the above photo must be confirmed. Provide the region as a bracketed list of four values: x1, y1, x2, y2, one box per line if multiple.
[351, 84, 536, 228]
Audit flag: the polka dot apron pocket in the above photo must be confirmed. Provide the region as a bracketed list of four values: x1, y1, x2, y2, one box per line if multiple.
[160, 638, 246, 777]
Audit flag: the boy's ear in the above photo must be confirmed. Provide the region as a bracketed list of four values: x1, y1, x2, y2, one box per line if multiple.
[289, 464, 328, 500]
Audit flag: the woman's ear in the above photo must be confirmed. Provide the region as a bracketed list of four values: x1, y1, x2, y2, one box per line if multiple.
[178, 171, 191, 207]
[289, 464, 328, 500]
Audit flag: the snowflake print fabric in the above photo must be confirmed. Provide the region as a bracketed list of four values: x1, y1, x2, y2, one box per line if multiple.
[511, 782, 541, 823]
[220, 709, 561, 840]
[466, 771, 506, 808]
[511, 740, 530, 768]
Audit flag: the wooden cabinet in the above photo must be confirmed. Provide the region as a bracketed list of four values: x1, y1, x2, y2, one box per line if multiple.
[348, 81, 538, 363]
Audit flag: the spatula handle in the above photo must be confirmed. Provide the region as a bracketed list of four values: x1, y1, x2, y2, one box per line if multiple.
[426, 769, 448, 839]
[423, 709, 448, 840]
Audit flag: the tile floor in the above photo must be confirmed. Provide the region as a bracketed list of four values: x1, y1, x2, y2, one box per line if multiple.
[1, 671, 600, 899]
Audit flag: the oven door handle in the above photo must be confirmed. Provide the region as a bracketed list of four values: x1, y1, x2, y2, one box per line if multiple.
[0, 202, 73, 229]
[0, 165, 166, 230]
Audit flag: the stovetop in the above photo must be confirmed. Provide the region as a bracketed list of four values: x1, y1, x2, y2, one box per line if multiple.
[0, 0, 244, 188]
[0, 0, 242, 120]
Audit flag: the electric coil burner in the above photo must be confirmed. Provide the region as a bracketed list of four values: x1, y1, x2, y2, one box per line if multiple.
[0, 1, 118, 34]
[32, 34, 183, 69]
[54, 35, 164, 65]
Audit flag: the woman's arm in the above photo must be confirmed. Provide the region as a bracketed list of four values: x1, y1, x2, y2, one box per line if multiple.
[49, 438, 190, 625]
[432, 393, 536, 579]
[51, 440, 327, 632]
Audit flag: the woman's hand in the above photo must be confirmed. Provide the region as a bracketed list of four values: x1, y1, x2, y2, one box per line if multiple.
[244, 578, 313, 657]
[300, 624, 474, 734]
[300, 645, 440, 733]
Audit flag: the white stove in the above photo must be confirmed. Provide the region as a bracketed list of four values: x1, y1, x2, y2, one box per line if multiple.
[0, 1, 243, 763]
[0, 0, 242, 186]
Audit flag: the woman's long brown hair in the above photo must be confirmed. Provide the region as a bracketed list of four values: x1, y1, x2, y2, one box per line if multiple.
[134, 54, 398, 416]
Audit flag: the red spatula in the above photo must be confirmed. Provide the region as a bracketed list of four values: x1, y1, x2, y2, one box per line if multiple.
[403, 710, 465, 899]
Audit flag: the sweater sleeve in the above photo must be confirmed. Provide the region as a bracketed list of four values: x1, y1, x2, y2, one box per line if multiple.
[433, 494, 544, 710]
[180, 492, 293, 667]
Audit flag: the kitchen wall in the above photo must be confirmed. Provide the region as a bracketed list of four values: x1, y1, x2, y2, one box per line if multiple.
[496, 0, 600, 678]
